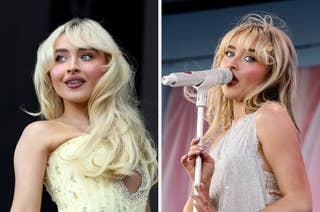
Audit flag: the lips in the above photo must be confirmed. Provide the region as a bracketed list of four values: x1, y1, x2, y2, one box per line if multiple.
[227, 73, 239, 86]
[64, 77, 86, 88]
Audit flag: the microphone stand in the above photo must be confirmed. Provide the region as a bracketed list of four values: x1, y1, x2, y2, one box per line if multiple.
[161, 69, 231, 212]
[192, 75, 216, 212]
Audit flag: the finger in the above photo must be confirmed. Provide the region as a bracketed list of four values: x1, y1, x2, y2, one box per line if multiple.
[195, 200, 214, 212]
[192, 193, 206, 212]
[193, 201, 204, 212]
[187, 148, 203, 159]
[191, 137, 200, 145]
[189, 144, 204, 152]
[200, 150, 215, 164]
[181, 154, 195, 166]
[195, 183, 209, 202]
[181, 154, 196, 170]
[180, 154, 188, 164]
[192, 193, 203, 204]
[193, 192, 214, 212]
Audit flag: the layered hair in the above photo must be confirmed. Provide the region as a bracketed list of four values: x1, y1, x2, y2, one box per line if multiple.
[186, 13, 299, 141]
[33, 18, 157, 186]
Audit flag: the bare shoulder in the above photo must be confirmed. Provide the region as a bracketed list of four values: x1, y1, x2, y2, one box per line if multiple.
[17, 121, 54, 152]
[256, 102, 298, 145]
[16, 120, 82, 154]
[257, 101, 286, 115]
[13, 121, 56, 169]
[21, 120, 53, 137]
[256, 103, 294, 127]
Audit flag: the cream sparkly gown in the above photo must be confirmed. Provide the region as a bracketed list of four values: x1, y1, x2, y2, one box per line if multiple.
[209, 112, 282, 212]
[44, 135, 151, 212]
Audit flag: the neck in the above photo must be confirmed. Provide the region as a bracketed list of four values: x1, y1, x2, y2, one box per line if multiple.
[59, 101, 90, 132]
[232, 100, 246, 122]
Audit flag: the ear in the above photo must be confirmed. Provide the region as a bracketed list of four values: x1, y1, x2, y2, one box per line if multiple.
[104, 53, 112, 65]
[47, 70, 53, 80]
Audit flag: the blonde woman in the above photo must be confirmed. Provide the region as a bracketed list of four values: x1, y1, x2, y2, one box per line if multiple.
[10, 18, 157, 212]
[181, 14, 312, 211]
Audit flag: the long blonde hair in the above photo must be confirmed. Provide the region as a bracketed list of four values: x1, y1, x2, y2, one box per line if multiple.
[187, 13, 298, 141]
[33, 18, 157, 185]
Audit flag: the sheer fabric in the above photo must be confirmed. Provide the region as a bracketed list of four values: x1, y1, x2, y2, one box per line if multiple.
[209, 112, 281, 212]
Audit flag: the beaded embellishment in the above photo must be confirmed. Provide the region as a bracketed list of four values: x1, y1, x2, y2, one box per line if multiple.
[116, 167, 149, 202]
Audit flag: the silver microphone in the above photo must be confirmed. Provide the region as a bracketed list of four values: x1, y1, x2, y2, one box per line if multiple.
[161, 68, 232, 87]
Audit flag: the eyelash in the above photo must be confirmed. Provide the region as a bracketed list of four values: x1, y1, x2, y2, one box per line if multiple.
[54, 53, 95, 63]
[225, 50, 256, 63]
[81, 53, 94, 60]
[244, 55, 256, 62]
[55, 55, 66, 63]
[225, 51, 234, 57]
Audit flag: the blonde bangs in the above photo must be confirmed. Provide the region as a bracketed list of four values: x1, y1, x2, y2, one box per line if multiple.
[63, 20, 119, 55]
[218, 25, 274, 68]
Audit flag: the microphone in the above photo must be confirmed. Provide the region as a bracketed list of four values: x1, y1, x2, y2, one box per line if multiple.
[161, 68, 232, 87]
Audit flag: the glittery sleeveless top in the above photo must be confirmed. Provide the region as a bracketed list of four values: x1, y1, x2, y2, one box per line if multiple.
[43, 135, 150, 212]
[209, 112, 282, 212]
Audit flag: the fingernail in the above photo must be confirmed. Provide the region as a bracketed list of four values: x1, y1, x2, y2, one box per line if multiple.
[200, 183, 204, 188]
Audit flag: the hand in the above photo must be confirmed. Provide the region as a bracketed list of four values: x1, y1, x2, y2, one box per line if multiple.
[192, 183, 217, 212]
[180, 138, 215, 186]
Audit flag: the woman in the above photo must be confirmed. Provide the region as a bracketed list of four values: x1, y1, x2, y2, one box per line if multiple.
[11, 18, 157, 211]
[181, 13, 312, 211]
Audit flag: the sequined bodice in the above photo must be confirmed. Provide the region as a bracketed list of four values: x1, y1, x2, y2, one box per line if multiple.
[209, 113, 282, 212]
[44, 136, 150, 212]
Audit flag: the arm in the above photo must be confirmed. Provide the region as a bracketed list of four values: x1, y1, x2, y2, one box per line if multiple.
[257, 104, 312, 211]
[183, 190, 194, 212]
[183, 182, 217, 212]
[146, 197, 151, 212]
[10, 122, 51, 212]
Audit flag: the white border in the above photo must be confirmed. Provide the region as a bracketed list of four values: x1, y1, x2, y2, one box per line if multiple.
[158, 0, 162, 211]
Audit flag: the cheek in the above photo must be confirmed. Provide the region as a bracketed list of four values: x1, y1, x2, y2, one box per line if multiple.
[219, 57, 227, 67]
[49, 67, 64, 83]
[85, 64, 105, 81]
[243, 66, 268, 86]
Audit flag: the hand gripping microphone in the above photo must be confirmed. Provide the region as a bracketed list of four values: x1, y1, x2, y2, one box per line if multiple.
[161, 68, 232, 87]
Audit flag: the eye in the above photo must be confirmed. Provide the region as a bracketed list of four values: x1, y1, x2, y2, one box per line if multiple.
[243, 55, 256, 63]
[225, 51, 235, 57]
[55, 55, 67, 63]
[81, 53, 94, 61]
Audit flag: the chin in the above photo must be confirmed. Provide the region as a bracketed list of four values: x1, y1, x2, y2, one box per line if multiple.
[222, 90, 237, 99]
[63, 96, 90, 104]
[222, 87, 247, 102]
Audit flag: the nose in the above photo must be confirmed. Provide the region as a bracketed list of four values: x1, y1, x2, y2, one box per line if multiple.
[225, 58, 239, 72]
[67, 59, 80, 74]
[67, 67, 79, 74]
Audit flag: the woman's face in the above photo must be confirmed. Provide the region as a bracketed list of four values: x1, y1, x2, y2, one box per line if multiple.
[220, 34, 269, 102]
[50, 35, 106, 105]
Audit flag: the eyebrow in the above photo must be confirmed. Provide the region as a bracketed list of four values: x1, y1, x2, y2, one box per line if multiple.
[227, 45, 255, 53]
[54, 48, 100, 54]
[54, 48, 68, 54]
